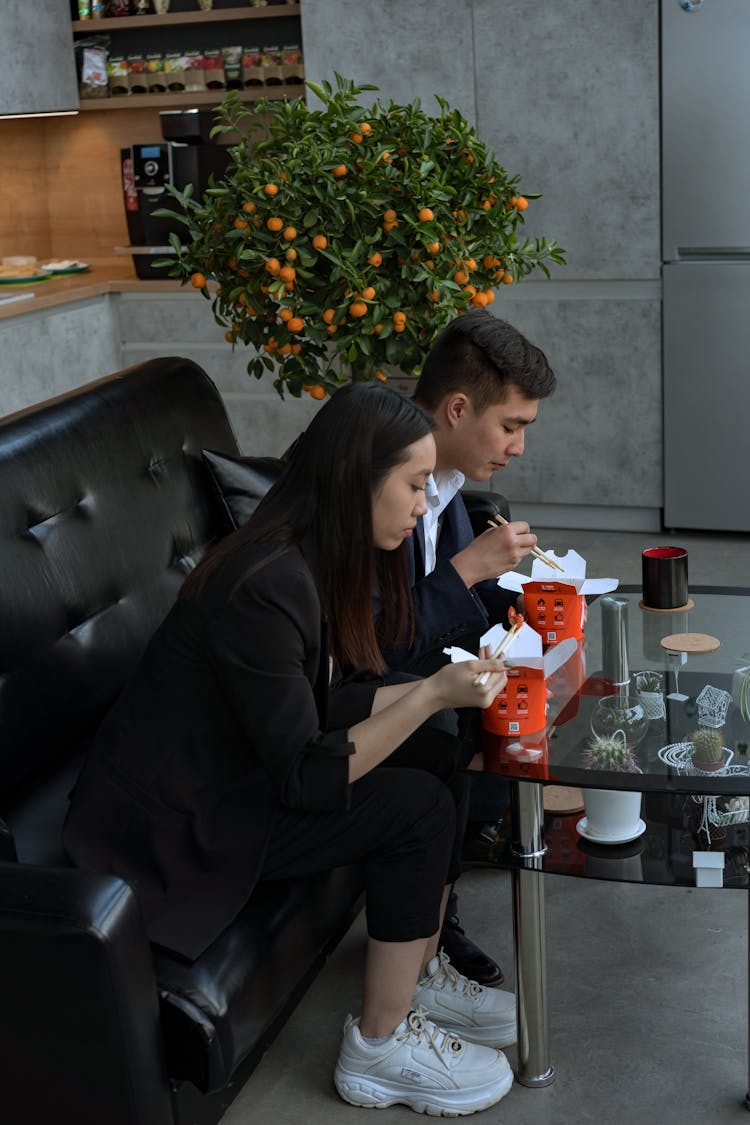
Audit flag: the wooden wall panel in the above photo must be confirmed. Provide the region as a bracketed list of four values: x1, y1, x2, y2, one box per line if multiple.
[0, 119, 51, 260]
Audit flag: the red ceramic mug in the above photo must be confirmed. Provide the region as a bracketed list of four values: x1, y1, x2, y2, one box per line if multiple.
[642, 546, 688, 610]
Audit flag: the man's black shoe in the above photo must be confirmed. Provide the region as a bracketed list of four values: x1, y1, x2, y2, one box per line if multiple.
[439, 915, 505, 987]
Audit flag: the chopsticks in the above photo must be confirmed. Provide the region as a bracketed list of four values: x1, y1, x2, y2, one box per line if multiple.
[486, 512, 566, 573]
[473, 617, 523, 686]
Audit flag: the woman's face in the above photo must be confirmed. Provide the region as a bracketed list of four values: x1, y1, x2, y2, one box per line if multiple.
[371, 433, 436, 551]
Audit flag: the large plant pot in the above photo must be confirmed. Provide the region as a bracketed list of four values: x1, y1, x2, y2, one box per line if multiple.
[578, 789, 644, 844]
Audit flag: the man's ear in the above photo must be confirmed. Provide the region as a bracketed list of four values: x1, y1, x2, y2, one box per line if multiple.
[444, 392, 470, 428]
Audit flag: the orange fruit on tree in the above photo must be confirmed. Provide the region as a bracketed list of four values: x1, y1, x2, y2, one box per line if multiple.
[279, 265, 296, 283]
[349, 132, 363, 144]
[471, 291, 488, 307]
[453, 269, 468, 285]
[332, 164, 348, 178]
[190, 272, 207, 289]
[417, 207, 434, 223]
[285, 248, 297, 262]
[277, 343, 292, 356]
[368, 251, 383, 267]
[429, 288, 439, 302]
[264, 183, 279, 196]
[485, 289, 496, 304]
[233, 217, 248, 230]
[465, 258, 477, 271]
[361, 286, 376, 301]
[373, 322, 383, 334]
[393, 322, 406, 333]
[242, 201, 256, 213]
[279, 307, 294, 322]
[326, 324, 338, 335]
[312, 234, 328, 250]
[282, 226, 297, 241]
[322, 308, 336, 324]
[265, 258, 281, 275]
[502, 272, 515, 284]
[287, 316, 304, 332]
[350, 300, 368, 318]
[224, 330, 235, 343]
[375, 371, 387, 382]
[359, 122, 372, 135]
[267, 217, 283, 232]
[482, 255, 496, 269]
[383, 209, 397, 223]
[426, 241, 440, 255]
[383, 221, 397, 232]
[462, 284, 477, 298]
[310, 385, 327, 400]
[425, 260, 435, 270]
[513, 195, 529, 211]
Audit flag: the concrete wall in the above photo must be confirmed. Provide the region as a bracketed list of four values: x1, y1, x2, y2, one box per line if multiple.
[301, 0, 662, 530]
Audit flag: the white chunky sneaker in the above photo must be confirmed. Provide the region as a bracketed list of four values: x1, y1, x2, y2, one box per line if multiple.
[413, 951, 517, 1048]
[334, 1008, 513, 1116]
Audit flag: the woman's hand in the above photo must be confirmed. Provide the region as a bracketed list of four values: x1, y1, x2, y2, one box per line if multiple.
[427, 657, 507, 711]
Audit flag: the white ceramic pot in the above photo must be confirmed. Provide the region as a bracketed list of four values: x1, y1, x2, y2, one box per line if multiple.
[580, 788, 643, 842]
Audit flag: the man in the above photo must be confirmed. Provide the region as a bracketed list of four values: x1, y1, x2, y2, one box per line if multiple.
[387, 308, 557, 985]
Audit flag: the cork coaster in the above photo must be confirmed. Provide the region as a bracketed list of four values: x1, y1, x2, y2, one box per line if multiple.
[543, 785, 584, 815]
[639, 599, 694, 613]
[659, 632, 721, 655]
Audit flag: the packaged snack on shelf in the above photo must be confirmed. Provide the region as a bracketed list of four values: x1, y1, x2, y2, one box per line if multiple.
[164, 52, 186, 93]
[242, 46, 264, 87]
[203, 49, 226, 91]
[76, 37, 110, 99]
[262, 45, 283, 86]
[184, 50, 206, 93]
[107, 55, 130, 97]
[127, 54, 148, 95]
[146, 52, 166, 94]
[107, 0, 134, 14]
[282, 44, 304, 84]
[222, 46, 243, 91]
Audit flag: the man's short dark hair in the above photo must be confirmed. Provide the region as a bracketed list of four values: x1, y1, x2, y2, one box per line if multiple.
[415, 310, 556, 412]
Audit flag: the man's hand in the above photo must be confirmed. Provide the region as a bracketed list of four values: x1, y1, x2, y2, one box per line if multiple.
[450, 521, 537, 588]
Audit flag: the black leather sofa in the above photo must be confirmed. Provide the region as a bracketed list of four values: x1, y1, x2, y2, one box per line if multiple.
[0, 356, 510, 1125]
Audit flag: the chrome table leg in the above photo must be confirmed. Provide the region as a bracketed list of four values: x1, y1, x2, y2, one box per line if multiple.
[511, 780, 555, 1088]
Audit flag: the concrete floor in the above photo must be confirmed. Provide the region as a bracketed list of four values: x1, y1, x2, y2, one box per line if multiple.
[219, 527, 750, 1125]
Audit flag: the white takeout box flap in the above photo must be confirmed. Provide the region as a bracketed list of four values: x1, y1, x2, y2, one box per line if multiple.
[496, 549, 619, 596]
[443, 623, 576, 676]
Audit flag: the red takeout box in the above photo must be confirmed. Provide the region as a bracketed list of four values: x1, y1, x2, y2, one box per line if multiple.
[443, 622, 577, 737]
[496, 549, 618, 646]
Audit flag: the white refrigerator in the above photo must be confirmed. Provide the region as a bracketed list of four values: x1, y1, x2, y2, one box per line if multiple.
[661, 0, 750, 532]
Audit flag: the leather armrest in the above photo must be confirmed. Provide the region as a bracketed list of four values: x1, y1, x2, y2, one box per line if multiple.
[0, 863, 173, 1125]
[462, 489, 511, 538]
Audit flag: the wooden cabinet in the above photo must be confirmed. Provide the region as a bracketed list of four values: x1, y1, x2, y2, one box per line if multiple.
[71, 3, 303, 111]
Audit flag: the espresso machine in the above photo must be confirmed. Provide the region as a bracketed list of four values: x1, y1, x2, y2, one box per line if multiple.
[120, 109, 231, 279]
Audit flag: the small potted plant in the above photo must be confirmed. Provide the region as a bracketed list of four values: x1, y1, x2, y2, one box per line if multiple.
[688, 726, 730, 772]
[578, 732, 644, 844]
[633, 669, 666, 721]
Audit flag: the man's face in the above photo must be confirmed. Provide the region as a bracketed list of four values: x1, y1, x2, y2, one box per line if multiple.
[438, 386, 539, 481]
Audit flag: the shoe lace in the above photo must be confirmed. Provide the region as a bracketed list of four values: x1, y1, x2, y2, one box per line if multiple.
[432, 950, 485, 999]
[399, 1007, 465, 1066]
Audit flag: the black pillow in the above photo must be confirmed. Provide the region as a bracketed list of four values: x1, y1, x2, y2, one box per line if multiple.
[202, 449, 286, 529]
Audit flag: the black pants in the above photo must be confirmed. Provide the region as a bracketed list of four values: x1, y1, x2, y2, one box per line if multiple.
[259, 726, 468, 943]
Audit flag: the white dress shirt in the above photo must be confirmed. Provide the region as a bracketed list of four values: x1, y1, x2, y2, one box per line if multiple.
[422, 469, 465, 576]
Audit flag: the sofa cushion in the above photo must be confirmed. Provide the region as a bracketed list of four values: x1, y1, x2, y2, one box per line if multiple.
[202, 450, 286, 529]
[154, 864, 364, 1093]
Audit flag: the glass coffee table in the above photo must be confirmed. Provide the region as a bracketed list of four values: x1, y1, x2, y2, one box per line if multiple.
[479, 585, 750, 1100]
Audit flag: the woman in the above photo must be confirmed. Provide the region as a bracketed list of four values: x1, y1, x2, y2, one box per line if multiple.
[63, 383, 513, 1116]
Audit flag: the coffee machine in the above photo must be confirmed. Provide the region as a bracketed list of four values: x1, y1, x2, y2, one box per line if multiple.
[120, 109, 230, 279]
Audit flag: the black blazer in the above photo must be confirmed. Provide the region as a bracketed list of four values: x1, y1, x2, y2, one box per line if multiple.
[383, 491, 515, 672]
[63, 537, 378, 960]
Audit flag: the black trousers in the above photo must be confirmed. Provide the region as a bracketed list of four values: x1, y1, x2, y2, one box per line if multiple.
[258, 726, 468, 943]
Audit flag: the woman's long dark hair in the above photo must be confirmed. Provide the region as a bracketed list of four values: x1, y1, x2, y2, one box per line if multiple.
[181, 383, 436, 675]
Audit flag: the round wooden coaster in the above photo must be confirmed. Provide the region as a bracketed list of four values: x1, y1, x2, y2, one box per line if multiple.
[639, 598, 694, 613]
[659, 632, 721, 654]
[543, 785, 584, 815]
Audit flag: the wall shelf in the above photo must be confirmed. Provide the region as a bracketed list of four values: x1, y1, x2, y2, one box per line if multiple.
[78, 84, 302, 110]
[71, 4, 301, 33]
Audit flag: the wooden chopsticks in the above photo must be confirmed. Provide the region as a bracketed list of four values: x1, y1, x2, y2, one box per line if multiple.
[473, 617, 523, 685]
[486, 512, 566, 573]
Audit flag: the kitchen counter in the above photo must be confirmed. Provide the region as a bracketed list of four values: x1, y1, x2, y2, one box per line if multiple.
[0, 259, 190, 320]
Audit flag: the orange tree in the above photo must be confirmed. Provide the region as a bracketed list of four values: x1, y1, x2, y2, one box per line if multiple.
[162, 74, 565, 399]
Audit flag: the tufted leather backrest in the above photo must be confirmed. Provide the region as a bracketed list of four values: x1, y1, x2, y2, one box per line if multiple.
[0, 357, 239, 801]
